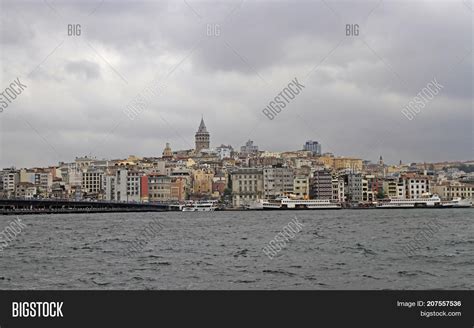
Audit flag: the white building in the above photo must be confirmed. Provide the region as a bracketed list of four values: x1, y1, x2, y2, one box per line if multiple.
[1, 169, 19, 197]
[332, 178, 345, 202]
[405, 176, 431, 199]
[105, 169, 142, 202]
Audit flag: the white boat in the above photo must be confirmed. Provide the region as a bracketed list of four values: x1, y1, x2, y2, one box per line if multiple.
[243, 200, 264, 210]
[261, 197, 341, 210]
[181, 200, 217, 212]
[376, 194, 442, 208]
[441, 197, 472, 208]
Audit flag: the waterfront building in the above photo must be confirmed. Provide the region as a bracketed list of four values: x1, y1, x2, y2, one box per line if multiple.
[15, 182, 37, 199]
[51, 180, 67, 199]
[382, 179, 399, 198]
[148, 174, 171, 202]
[347, 173, 363, 202]
[106, 169, 142, 202]
[192, 169, 214, 197]
[230, 168, 264, 207]
[104, 175, 116, 201]
[263, 166, 294, 199]
[332, 178, 345, 202]
[404, 175, 431, 199]
[293, 176, 309, 199]
[309, 169, 332, 200]
[81, 168, 104, 197]
[397, 179, 406, 198]
[170, 176, 187, 201]
[432, 181, 474, 200]
[362, 178, 375, 202]
[20, 169, 53, 194]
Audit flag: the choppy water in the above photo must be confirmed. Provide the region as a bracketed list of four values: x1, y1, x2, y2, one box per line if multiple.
[0, 209, 472, 289]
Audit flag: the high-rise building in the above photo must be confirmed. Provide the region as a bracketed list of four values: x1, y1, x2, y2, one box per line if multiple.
[303, 140, 321, 156]
[195, 117, 210, 153]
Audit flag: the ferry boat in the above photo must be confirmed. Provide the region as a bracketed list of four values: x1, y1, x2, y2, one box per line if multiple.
[261, 197, 341, 210]
[181, 200, 217, 212]
[441, 197, 472, 208]
[376, 194, 442, 208]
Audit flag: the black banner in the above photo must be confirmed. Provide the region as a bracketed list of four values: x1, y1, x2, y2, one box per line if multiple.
[0, 291, 472, 327]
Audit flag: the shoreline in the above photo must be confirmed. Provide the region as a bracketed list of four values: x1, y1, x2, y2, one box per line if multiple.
[1, 207, 472, 216]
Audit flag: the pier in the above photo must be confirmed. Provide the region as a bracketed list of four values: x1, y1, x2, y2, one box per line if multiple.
[0, 199, 174, 215]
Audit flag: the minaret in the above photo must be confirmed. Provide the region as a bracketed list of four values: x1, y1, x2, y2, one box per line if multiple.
[195, 117, 210, 153]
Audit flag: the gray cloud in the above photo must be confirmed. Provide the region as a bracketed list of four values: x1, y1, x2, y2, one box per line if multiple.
[65, 60, 101, 80]
[0, 0, 472, 168]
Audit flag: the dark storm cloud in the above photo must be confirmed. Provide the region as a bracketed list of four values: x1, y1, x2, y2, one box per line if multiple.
[0, 0, 472, 168]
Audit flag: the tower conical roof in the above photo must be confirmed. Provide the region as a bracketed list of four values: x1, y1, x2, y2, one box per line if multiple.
[197, 117, 208, 133]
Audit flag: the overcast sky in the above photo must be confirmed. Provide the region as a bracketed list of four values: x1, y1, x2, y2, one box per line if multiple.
[0, 0, 472, 168]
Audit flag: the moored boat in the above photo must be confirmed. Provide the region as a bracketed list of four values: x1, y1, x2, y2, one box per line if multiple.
[261, 197, 341, 210]
[376, 194, 442, 208]
[181, 200, 217, 212]
[441, 197, 472, 208]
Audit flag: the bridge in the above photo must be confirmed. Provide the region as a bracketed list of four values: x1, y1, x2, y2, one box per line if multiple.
[0, 199, 175, 215]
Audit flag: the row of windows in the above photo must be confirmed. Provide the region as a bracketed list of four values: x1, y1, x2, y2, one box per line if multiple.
[239, 187, 258, 192]
[235, 175, 260, 179]
[150, 194, 169, 198]
[445, 188, 473, 191]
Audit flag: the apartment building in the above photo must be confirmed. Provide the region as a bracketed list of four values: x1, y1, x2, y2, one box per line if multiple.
[293, 176, 309, 199]
[230, 168, 264, 207]
[148, 174, 171, 202]
[263, 166, 294, 198]
[309, 169, 332, 200]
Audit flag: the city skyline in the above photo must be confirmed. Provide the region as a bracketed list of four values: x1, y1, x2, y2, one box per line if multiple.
[1, 114, 473, 169]
[0, 1, 472, 168]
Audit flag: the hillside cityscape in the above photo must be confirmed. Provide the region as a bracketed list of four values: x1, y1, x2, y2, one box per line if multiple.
[1, 117, 473, 208]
